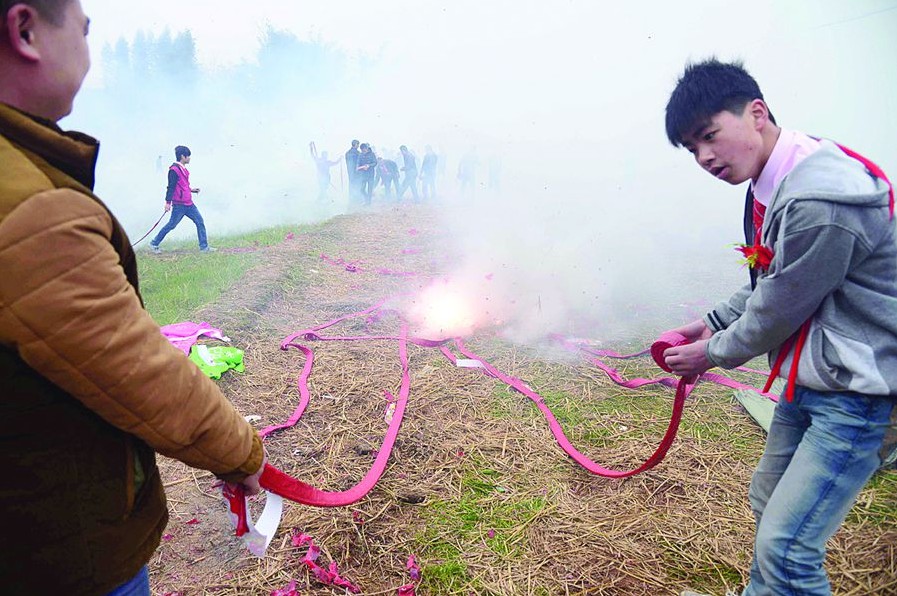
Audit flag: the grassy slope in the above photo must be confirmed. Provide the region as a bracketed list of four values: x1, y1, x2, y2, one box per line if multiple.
[138, 224, 300, 325]
[139, 221, 897, 595]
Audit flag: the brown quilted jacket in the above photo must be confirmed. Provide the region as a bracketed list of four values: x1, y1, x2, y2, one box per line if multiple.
[0, 103, 263, 594]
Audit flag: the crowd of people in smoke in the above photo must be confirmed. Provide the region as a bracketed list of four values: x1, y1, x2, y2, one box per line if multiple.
[312, 139, 500, 204]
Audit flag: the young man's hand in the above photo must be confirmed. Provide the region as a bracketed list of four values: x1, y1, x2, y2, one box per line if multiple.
[663, 339, 711, 379]
[164, 202, 171, 212]
[668, 318, 713, 342]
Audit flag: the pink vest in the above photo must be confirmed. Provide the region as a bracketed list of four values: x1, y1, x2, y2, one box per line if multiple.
[170, 163, 193, 206]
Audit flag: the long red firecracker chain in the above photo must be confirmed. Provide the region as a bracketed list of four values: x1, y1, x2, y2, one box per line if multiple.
[256, 323, 413, 506]
[130, 210, 167, 247]
[226, 305, 777, 529]
[439, 332, 694, 478]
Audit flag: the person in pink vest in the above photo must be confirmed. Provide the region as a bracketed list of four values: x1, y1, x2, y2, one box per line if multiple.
[150, 145, 216, 252]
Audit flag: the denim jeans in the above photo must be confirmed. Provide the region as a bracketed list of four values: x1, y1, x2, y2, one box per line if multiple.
[743, 386, 896, 596]
[105, 566, 150, 596]
[151, 203, 208, 249]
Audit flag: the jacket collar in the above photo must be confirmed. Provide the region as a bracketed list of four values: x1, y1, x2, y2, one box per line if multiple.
[0, 102, 99, 190]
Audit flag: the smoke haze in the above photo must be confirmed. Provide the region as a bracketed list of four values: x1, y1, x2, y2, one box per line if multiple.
[73, 0, 897, 342]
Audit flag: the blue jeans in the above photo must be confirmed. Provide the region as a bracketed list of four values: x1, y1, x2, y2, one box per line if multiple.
[743, 386, 895, 596]
[105, 566, 150, 596]
[151, 203, 208, 249]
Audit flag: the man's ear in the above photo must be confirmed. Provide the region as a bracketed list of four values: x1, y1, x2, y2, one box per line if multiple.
[748, 98, 771, 131]
[4, 5, 41, 62]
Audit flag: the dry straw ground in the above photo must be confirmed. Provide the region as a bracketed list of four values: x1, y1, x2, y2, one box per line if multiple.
[148, 205, 897, 596]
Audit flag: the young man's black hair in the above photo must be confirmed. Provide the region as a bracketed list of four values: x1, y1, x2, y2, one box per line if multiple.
[175, 145, 191, 161]
[664, 58, 776, 147]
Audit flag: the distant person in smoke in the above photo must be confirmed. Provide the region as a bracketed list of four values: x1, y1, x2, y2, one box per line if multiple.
[375, 156, 400, 199]
[661, 59, 897, 596]
[398, 144, 419, 201]
[437, 145, 448, 184]
[150, 145, 215, 253]
[0, 1, 265, 593]
[457, 148, 479, 199]
[420, 145, 438, 200]
[309, 141, 340, 201]
[345, 139, 360, 202]
[356, 142, 377, 205]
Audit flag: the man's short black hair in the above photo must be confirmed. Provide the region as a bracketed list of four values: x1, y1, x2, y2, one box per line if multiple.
[175, 145, 191, 160]
[359, 143, 370, 151]
[665, 58, 775, 147]
[1, 0, 71, 26]
[351, 139, 359, 147]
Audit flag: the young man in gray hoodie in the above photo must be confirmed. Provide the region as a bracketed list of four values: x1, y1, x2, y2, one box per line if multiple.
[661, 59, 896, 596]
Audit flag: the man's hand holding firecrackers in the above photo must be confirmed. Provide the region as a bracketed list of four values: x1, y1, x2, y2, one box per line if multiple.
[164, 202, 171, 212]
[668, 318, 714, 343]
[227, 451, 267, 497]
[661, 318, 714, 380]
[663, 339, 712, 379]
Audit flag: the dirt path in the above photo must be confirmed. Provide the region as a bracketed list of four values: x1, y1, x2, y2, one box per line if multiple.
[149, 204, 897, 596]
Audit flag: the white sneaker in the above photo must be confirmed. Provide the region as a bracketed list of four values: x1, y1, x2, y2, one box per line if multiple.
[150, 244, 161, 254]
[200, 246, 217, 253]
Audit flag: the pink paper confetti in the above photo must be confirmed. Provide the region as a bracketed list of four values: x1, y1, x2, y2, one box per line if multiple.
[398, 585, 416, 596]
[487, 529, 496, 539]
[185, 518, 200, 525]
[302, 553, 360, 593]
[408, 228, 419, 236]
[312, 565, 332, 583]
[303, 543, 321, 563]
[291, 531, 313, 548]
[162, 533, 173, 541]
[406, 555, 421, 581]
[352, 510, 365, 525]
[285, 232, 295, 240]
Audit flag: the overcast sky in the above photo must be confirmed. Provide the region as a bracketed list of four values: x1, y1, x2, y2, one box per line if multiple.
[75, 0, 897, 340]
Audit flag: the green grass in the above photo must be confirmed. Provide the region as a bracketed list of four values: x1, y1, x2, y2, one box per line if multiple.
[415, 461, 548, 593]
[139, 252, 257, 325]
[137, 224, 314, 325]
[846, 469, 897, 526]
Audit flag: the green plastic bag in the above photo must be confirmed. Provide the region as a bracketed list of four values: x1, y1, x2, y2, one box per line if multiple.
[188, 344, 245, 379]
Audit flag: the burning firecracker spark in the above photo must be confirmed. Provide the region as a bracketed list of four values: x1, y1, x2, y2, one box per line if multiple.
[408, 280, 481, 337]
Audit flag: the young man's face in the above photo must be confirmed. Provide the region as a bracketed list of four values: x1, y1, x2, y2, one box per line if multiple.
[34, 0, 91, 120]
[681, 105, 765, 185]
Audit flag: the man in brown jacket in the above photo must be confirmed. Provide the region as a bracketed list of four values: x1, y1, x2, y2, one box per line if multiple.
[0, 1, 265, 594]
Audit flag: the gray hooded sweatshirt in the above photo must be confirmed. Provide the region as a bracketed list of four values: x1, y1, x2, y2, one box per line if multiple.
[703, 140, 897, 397]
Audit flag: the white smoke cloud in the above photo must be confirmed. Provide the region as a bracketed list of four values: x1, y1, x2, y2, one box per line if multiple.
[72, 0, 897, 341]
